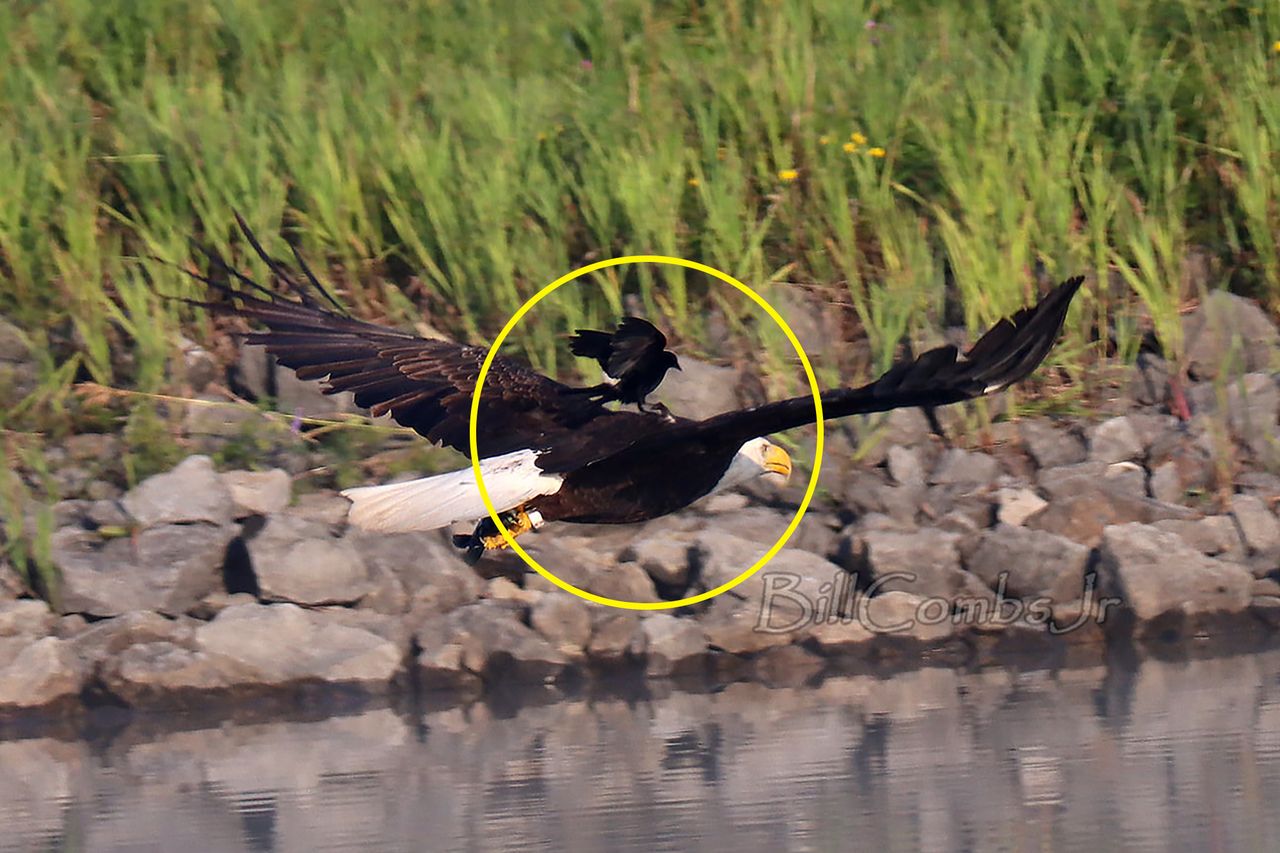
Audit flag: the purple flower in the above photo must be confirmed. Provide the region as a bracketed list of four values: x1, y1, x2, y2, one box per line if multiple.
[580, 59, 594, 70]
[290, 409, 303, 435]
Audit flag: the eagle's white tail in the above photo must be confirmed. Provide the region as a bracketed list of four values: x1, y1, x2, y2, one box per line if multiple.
[340, 450, 563, 533]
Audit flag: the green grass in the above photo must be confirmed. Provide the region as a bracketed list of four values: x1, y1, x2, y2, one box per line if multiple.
[2, 0, 1280, 440]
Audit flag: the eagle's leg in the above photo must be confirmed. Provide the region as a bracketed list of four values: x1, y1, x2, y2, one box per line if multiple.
[453, 506, 540, 564]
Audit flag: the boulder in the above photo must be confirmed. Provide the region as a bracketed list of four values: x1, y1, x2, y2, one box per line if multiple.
[122, 455, 235, 527]
[195, 602, 402, 689]
[1020, 419, 1086, 469]
[0, 636, 83, 709]
[1097, 523, 1253, 621]
[641, 615, 708, 676]
[530, 595, 593, 656]
[1153, 517, 1246, 561]
[0, 600, 56, 638]
[886, 445, 927, 489]
[964, 524, 1089, 603]
[220, 469, 292, 517]
[69, 610, 197, 668]
[1182, 290, 1279, 381]
[99, 642, 239, 705]
[651, 356, 740, 420]
[618, 532, 696, 589]
[855, 529, 990, 600]
[587, 613, 647, 665]
[1229, 494, 1280, 557]
[995, 487, 1047, 527]
[416, 602, 569, 684]
[1087, 416, 1144, 464]
[53, 524, 234, 617]
[929, 448, 1000, 486]
[247, 515, 372, 606]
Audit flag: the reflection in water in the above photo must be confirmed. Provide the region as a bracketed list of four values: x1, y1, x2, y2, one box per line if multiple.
[4, 650, 1280, 852]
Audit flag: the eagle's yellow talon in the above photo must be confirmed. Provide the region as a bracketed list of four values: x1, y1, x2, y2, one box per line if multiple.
[481, 507, 534, 551]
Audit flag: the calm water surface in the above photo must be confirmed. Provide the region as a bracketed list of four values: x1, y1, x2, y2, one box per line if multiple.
[5, 649, 1280, 852]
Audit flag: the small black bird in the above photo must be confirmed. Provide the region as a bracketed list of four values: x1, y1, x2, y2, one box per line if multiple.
[569, 316, 681, 412]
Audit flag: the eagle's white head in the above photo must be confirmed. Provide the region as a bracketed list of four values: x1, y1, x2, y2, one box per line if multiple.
[713, 437, 793, 493]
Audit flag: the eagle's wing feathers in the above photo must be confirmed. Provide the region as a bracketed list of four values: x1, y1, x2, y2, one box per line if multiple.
[185, 220, 599, 459]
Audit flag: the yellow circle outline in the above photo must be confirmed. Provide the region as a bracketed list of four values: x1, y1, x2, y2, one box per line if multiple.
[468, 256, 824, 611]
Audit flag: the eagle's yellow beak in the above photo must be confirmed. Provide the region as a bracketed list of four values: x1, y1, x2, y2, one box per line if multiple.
[762, 443, 793, 484]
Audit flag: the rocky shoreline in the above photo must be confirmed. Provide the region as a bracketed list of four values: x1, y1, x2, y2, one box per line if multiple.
[4, 290, 1280, 718]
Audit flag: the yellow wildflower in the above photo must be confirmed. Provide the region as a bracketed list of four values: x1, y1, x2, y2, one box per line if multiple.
[868, 146, 886, 158]
[819, 134, 832, 146]
[1273, 39, 1280, 53]
[687, 177, 700, 187]
[842, 141, 857, 154]
[850, 131, 868, 146]
[778, 168, 800, 182]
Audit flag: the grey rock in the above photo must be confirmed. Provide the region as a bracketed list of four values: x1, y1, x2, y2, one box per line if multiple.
[1038, 462, 1144, 502]
[524, 540, 657, 603]
[1098, 523, 1253, 620]
[70, 610, 197, 668]
[1188, 373, 1280, 463]
[417, 602, 568, 683]
[641, 615, 707, 676]
[404, 566, 485, 620]
[1149, 461, 1184, 504]
[530, 595, 592, 655]
[1020, 419, 1086, 469]
[248, 515, 372, 606]
[284, 492, 352, 526]
[996, 487, 1047, 527]
[0, 600, 55, 638]
[1183, 290, 1279, 381]
[1237, 471, 1280, 500]
[53, 524, 234, 617]
[197, 602, 402, 688]
[1153, 517, 1246, 561]
[1130, 353, 1172, 407]
[587, 613, 647, 665]
[220, 469, 292, 517]
[1029, 463, 1198, 546]
[0, 636, 83, 709]
[930, 448, 999, 486]
[652, 356, 740, 421]
[346, 528, 465, 610]
[856, 528, 989, 600]
[887, 445, 926, 489]
[850, 590, 957, 643]
[233, 343, 272, 400]
[274, 359, 354, 419]
[965, 524, 1089, 603]
[1087, 416, 1144, 464]
[122, 455, 235, 527]
[100, 641, 236, 704]
[618, 532, 695, 588]
[415, 641, 483, 692]
[1230, 494, 1280, 556]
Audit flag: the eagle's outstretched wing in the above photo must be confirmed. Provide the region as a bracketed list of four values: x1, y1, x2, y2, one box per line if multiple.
[565, 276, 1085, 471]
[183, 216, 605, 459]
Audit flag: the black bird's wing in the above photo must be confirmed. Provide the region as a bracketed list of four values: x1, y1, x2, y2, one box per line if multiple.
[603, 317, 668, 379]
[568, 316, 668, 380]
[181, 216, 605, 459]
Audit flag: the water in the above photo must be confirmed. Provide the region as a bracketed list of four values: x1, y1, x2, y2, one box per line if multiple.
[5, 649, 1280, 852]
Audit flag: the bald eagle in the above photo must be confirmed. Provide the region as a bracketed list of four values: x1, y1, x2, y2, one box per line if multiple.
[186, 216, 1082, 562]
